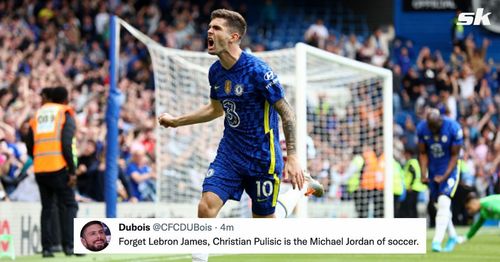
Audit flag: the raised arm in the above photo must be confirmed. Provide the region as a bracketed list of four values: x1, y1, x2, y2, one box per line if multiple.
[158, 99, 224, 128]
[273, 98, 304, 190]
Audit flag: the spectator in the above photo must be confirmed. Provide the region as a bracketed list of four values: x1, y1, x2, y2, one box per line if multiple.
[450, 44, 466, 72]
[126, 148, 156, 202]
[368, 25, 394, 62]
[94, 2, 109, 38]
[304, 19, 329, 49]
[458, 63, 476, 100]
[76, 139, 100, 200]
[343, 34, 361, 60]
[397, 47, 413, 76]
[357, 38, 375, 64]
[27, 86, 78, 257]
[465, 37, 490, 80]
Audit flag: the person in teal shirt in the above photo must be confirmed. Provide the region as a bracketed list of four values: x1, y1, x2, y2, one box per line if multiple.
[462, 194, 500, 241]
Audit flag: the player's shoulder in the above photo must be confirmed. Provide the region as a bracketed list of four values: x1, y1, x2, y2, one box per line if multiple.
[443, 117, 461, 130]
[483, 194, 500, 203]
[243, 51, 272, 72]
[209, 60, 222, 75]
[416, 120, 428, 133]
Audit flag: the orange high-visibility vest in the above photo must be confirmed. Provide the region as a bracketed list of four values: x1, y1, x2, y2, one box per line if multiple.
[29, 103, 75, 174]
[360, 150, 385, 190]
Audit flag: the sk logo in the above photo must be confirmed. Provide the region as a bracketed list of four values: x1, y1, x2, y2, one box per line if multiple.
[225, 80, 232, 94]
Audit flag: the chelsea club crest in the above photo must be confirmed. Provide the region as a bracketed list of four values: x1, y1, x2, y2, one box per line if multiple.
[235, 84, 244, 96]
[206, 169, 214, 178]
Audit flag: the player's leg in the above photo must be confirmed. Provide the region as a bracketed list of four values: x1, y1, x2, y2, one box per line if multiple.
[244, 173, 281, 218]
[442, 174, 460, 252]
[428, 181, 443, 252]
[432, 194, 451, 252]
[432, 172, 459, 252]
[275, 172, 324, 218]
[198, 192, 224, 218]
[275, 186, 307, 218]
[194, 162, 244, 262]
[303, 171, 325, 197]
[198, 161, 244, 218]
[443, 218, 458, 252]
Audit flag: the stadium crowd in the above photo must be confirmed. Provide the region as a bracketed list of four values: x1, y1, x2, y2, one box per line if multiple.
[0, 0, 499, 225]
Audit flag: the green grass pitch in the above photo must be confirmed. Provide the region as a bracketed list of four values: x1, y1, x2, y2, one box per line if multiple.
[13, 227, 499, 262]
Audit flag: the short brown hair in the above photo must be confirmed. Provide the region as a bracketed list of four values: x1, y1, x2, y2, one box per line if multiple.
[210, 9, 247, 40]
[81, 220, 104, 238]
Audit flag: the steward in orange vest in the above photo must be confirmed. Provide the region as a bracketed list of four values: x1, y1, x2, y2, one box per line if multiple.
[29, 102, 76, 173]
[26, 86, 79, 257]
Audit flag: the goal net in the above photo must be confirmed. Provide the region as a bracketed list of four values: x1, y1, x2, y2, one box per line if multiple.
[117, 18, 393, 218]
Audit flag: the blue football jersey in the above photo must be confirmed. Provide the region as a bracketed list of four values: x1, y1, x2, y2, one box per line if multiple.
[417, 117, 463, 177]
[208, 51, 284, 174]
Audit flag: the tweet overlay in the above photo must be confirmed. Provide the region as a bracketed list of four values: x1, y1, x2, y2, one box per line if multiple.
[74, 218, 426, 254]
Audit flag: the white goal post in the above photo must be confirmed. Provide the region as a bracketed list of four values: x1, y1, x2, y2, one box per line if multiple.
[294, 43, 393, 218]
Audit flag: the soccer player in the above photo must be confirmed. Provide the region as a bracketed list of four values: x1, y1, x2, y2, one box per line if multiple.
[461, 193, 500, 242]
[417, 109, 463, 252]
[158, 9, 321, 261]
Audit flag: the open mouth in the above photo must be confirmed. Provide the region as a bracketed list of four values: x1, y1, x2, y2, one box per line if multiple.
[207, 37, 214, 49]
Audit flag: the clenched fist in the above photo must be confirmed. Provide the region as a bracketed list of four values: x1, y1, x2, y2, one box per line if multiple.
[158, 113, 178, 128]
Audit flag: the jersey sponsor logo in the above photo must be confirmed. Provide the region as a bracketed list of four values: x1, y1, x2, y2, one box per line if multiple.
[424, 136, 429, 140]
[430, 143, 445, 158]
[222, 100, 240, 128]
[264, 71, 275, 81]
[442, 135, 448, 143]
[264, 77, 280, 90]
[214, 85, 220, 90]
[235, 84, 244, 96]
[225, 80, 232, 94]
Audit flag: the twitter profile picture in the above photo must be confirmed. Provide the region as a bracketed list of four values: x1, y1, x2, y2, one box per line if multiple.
[80, 220, 110, 252]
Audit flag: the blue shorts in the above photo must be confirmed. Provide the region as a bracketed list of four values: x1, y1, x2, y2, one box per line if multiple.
[429, 170, 460, 200]
[202, 158, 282, 216]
